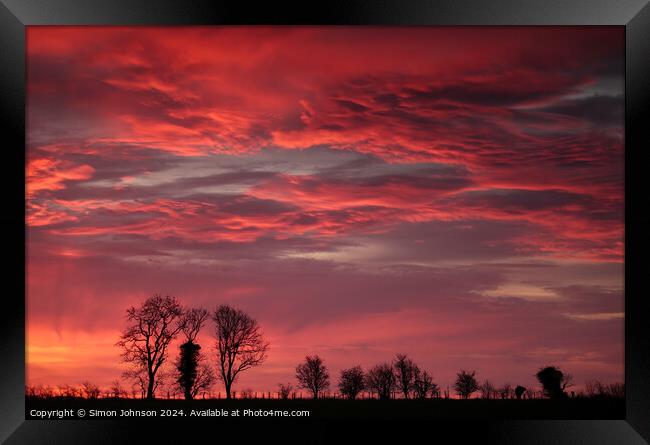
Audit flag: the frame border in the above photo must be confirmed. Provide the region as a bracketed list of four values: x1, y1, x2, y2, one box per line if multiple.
[2, 1, 649, 443]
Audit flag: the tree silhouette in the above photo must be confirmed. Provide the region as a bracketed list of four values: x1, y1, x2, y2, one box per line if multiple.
[278, 383, 293, 400]
[190, 363, 215, 399]
[116, 294, 185, 399]
[524, 387, 537, 399]
[585, 381, 625, 399]
[515, 385, 526, 399]
[412, 367, 437, 399]
[177, 342, 201, 399]
[212, 305, 269, 399]
[123, 368, 152, 399]
[606, 382, 625, 398]
[393, 353, 417, 399]
[58, 384, 80, 399]
[296, 355, 330, 399]
[109, 380, 127, 399]
[28, 385, 55, 399]
[454, 370, 479, 399]
[499, 382, 513, 399]
[365, 363, 396, 400]
[338, 366, 365, 400]
[536, 366, 573, 399]
[585, 380, 603, 398]
[239, 388, 254, 399]
[480, 380, 496, 399]
[81, 381, 101, 399]
[176, 308, 209, 400]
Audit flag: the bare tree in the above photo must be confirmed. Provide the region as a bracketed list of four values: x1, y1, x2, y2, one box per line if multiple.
[365, 363, 396, 400]
[239, 388, 254, 399]
[296, 355, 330, 399]
[480, 380, 496, 399]
[190, 362, 215, 399]
[212, 305, 269, 399]
[116, 294, 186, 399]
[393, 354, 417, 399]
[81, 381, 101, 399]
[454, 370, 479, 399]
[585, 380, 601, 397]
[606, 382, 625, 399]
[58, 384, 81, 399]
[176, 307, 209, 400]
[585, 380, 625, 399]
[25, 385, 37, 398]
[278, 383, 293, 400]
[109, 380, 127, 398]
[499, 382, 513, 399]
[42, 385, 55, 398]
[338, 366, 365, 400]
[412, 367, 436, 399]
[30, 385, 55, 399]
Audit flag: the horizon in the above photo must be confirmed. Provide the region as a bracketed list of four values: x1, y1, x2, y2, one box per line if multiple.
[26, 26, 624, 397]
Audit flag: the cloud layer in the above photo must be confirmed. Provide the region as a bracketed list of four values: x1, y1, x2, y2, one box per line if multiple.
[26, 27, 624, 394]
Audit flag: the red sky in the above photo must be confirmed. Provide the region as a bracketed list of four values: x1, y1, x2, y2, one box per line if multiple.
[26, 26, 624, 396]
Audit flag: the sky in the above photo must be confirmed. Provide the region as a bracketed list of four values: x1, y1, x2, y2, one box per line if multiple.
[26, 26, 624, 396]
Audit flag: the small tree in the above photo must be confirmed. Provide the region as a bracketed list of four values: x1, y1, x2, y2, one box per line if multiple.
[585, 380, 625, 399]
[365, 363, 396, 400]
[454, 370, 479, 399]
[515, 385, 526, 399]
[296, 355, 330, 399]
[480, 380, 496, 399]
[393, 354, 417, 399]
[240, 388, 254, 399]
[499, 382, 513, 399]
[536, 366, 573, 399]
[607, 382, 625, 399]
[212, 305, 269, 399]
[412, 367, 436, 399]
[58, 384, 80, 398]
[278, 383, 293, 400]
[606, 382, 625, 399]
[109, 380, 127, 398]
[81, 381, 101, 399]
[33, 385, 55, 399]
[25, 385, 37, 398]
[338, 366, 365, 400]
[585, 380, 602, 398]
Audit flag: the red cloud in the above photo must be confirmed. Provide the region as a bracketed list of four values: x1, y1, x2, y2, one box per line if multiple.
[27, 158, 95, 196]
[25, 27, 624, 393]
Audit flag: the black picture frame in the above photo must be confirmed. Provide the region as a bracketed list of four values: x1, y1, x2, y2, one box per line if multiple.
[1, 1, 649, 443]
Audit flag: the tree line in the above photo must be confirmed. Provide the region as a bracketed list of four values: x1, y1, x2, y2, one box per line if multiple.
[286, 354, 619, 401]
[26, 294, 625, 401]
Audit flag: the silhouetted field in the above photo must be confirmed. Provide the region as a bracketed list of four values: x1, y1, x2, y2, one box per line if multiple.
[26, 396, 624, 420]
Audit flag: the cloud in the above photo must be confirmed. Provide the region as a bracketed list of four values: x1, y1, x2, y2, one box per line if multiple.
[27, 158, 95, 196]
[25, 27, 624, 391]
